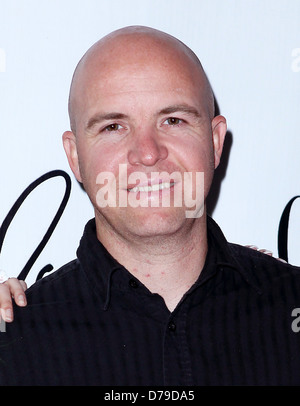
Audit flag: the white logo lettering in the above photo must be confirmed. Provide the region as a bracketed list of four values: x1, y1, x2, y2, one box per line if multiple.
[291, 308, 300, 332]
[95, 165, 205, 218]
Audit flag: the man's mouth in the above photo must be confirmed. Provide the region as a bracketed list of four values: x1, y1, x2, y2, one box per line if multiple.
[128, 181, 175, 193]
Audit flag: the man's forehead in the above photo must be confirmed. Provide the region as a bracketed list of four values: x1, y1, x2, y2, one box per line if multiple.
[77, 62, 205, 122]
[69, 26, 214, 131]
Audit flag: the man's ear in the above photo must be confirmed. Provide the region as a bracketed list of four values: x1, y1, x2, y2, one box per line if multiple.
[62, 131, 82, 182]
[211, 115, 227, 169]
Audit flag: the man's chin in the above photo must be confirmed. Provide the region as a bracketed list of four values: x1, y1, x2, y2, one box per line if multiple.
[95, 204, 202, 240]
[120, 207, 192, 238]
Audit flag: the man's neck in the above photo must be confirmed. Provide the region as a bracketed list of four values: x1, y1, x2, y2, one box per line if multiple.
[95, 214, 208, 312]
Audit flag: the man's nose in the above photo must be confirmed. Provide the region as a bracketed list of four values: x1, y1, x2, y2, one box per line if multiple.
[127, 128, 168, 167]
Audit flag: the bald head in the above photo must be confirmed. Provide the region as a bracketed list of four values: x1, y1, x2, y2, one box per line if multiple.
[68, 26, 215, 133]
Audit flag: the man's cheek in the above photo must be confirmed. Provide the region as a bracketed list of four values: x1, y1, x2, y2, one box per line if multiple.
[183, 171, 205, 218]
[95, 172, 117, 208]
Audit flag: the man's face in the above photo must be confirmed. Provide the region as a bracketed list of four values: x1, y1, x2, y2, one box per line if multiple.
[63, 35, 226, 240]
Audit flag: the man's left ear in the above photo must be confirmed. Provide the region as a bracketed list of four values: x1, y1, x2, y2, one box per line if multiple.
[212, 115, 227, 169]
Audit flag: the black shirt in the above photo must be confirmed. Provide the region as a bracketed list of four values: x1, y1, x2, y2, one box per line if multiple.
[1, 216, 300, 386]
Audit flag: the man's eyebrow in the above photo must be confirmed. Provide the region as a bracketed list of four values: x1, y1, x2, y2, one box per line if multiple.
[86, 112, 128, 130]
[85, 105, 201, 130]
[158, 104, 202, 118]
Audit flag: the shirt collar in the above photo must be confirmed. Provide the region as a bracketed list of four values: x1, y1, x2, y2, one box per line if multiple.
[205, 216, 262, 294]
[77, 216, 262, 310]
[76, 219, 127, 309]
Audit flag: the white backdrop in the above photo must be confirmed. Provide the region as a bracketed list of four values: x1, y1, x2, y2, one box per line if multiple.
[0, 0, 299, 286]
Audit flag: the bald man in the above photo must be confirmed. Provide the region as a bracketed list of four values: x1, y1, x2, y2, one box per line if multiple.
[63, 26, 225, 311]
[0, 26, 300, 386]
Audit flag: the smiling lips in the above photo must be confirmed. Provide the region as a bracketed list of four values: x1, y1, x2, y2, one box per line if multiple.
[127, 181, 176, 193]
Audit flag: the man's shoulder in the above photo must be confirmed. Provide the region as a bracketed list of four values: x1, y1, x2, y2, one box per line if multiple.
[228, 242, 300, 288]
[30, 258, 79, 285]
[229, 242, 298, 268]
[25, 258, 84, 303]
[6, 258, 91, 337]
[208, 216, 300, 276]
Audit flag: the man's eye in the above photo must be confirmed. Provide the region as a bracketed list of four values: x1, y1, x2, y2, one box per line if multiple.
[164, 117, 182, 125]
[104, 123, 122, 132]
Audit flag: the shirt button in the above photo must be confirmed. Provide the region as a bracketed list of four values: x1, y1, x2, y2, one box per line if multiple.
[129, 279, 139, 288]
[168, 321, 176, 332]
